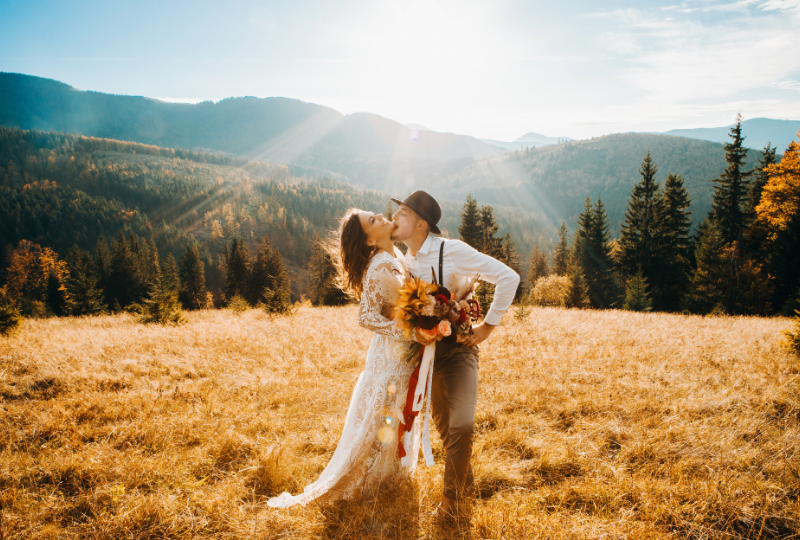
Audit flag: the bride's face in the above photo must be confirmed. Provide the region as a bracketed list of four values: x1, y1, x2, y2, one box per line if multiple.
[358, 211, 395, 248]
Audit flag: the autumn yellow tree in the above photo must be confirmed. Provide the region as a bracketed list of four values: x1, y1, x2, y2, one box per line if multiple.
[755, 130, 800, 313]
[756, 132, 800, 236]
[5, 240, 70, 316]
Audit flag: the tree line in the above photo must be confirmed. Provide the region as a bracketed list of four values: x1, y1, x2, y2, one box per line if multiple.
[0, 230, 292, 331]
[521, 116, 799, 316]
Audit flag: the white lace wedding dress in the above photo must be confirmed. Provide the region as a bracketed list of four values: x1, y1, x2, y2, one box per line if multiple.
[268, 250, 423, 508]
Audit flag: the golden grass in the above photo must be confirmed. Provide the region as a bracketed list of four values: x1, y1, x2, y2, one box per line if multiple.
[1, 306, 798, 539]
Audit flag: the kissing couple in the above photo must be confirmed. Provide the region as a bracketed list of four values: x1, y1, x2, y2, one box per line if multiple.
[268, 190, 520, 517]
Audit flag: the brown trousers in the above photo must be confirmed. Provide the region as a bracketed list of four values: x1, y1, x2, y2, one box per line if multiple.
[430, 341, 479, 501]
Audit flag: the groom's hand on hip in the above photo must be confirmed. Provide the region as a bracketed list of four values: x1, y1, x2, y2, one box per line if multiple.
[464, 323, 495, 347]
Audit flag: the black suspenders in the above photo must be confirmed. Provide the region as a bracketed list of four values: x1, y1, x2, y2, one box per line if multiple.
[438, 239, 445, 286]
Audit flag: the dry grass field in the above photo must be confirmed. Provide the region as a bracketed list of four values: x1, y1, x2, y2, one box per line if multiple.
[1, 306, 798, 539]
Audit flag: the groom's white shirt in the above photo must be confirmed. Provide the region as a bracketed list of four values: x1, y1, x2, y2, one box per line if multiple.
[405, 234, 520, 326]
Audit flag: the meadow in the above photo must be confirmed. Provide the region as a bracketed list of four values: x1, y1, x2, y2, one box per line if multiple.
[0, 306, 798, 539]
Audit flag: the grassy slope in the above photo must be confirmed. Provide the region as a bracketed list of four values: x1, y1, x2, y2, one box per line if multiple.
[1, 307, 797, 539]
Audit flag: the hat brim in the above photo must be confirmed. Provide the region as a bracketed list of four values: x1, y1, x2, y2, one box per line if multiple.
[390, 198, 441, 234]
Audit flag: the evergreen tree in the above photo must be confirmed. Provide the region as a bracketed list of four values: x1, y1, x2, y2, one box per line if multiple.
[499, 234, 523, 301]
[225, 237, 250, 301]
[249, 235, 276, 305]
[262, 247, 293, 314]
[575, 199, 619, 309]
[618, 152, 665, 304]
[527, 243, 550, 290]
[458, 194, 482, 249]
[750, 142, 777, 214]
[659, 173, 693, 311]
[178, 241, 206, 310]
[93, 235, 111, 296]
[65, 246, 106, 316]
[479, 205, 502, 258]
[565, 249, 590, 309]
[139, 271, 186, 325]
[307, 236, 348, 306]
[623, 273, 653, 312]
[141, 238, 161, 291]
[553, 222, 569, 276]
[712, 114, 753, 244]
[161, 253, 179, 294]
[107, 232, 139, 310]
[684, 221, 728, 314]
[0, 286, 22, 337]
[385, 201, 395, 221]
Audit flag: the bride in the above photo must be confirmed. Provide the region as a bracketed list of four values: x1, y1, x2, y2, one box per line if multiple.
[268, 208, 424, 508]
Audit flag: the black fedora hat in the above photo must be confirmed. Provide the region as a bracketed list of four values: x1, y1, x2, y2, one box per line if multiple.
[391, 190, 441, 234]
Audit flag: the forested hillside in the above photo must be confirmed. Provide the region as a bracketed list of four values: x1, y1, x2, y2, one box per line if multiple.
[424, 133, 770, 234]
[0, 127, 550, 297]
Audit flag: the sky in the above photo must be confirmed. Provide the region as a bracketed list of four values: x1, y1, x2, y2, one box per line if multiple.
[1, 0, 799, 141]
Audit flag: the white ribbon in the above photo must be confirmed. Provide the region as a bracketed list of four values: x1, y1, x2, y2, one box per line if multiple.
[412, 342, 435, 412]
[421, 355, 435, 467]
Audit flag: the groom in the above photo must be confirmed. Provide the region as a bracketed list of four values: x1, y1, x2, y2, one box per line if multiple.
[390, 190, 520, 514]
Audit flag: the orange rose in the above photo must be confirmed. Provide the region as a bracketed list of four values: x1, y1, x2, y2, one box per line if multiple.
[418, 327, 438, 341]
[437, 320, 452, 337]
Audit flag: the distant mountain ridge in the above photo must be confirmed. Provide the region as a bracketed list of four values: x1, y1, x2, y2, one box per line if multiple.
[0, 72, 505, 167]
[479, 132, 573, 152]
[664, 118, 800, 153]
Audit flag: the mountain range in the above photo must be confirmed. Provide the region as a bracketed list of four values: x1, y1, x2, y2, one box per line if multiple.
[665, 118, 800, 153]
[1, 71, 794, 241]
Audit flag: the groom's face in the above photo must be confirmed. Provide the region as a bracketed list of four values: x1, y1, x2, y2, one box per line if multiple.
[391, 204, 423, 241]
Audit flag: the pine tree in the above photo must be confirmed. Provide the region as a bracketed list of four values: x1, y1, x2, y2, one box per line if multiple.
[0, 286, 22, 336]
[623, 273, 653, 312]
[712, 114, 753, 244]
[527, 243, 550, 291]
[249, 235, 275, 306]
[138, 271, 186, 325]
[499, 234, 523, 301]
[565, 249, 590, 309]
[684, 221, 728, 314]
[575, 199, 619, 309]
[307, 237, 348, 306]
[659, 173, 693, 311]
[65, 246, 106, 316]
[385, 201, 395, 221]
[750, 142, 777, 214]
[262, 247, 293, 314]
[553, 222, 569, 276]
[479, 205, 502, 258]
[179, 241, 206, 310]
[93, 235, 111, 296]
[225, 237, 250, 301]
[458, 194, 482, 249]
[161, 253, 179, 294]
[141, 238, 161, 291]
[618, 152, 665, 304]
[107, 232, 139, 310]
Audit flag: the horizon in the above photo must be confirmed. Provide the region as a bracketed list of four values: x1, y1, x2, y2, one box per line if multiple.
[2, 0, 800, 141]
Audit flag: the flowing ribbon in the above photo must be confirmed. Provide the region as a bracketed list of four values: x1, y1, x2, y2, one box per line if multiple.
[397, 343, 436, 467]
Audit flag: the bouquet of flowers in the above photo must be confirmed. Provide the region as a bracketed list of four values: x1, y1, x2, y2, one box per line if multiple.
[391, 275, 482, 348]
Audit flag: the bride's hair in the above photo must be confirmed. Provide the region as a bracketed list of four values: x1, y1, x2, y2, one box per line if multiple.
[328, 208, 375, 299]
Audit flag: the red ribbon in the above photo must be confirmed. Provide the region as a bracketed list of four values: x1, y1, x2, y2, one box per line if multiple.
[398, 346, 425, 458]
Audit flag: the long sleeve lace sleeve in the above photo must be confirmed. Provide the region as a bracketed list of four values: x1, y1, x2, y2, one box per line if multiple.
[358, 259, 410, 341]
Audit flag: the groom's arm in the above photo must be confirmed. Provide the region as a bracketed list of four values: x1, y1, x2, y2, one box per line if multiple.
[447, 240, 520, 345]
